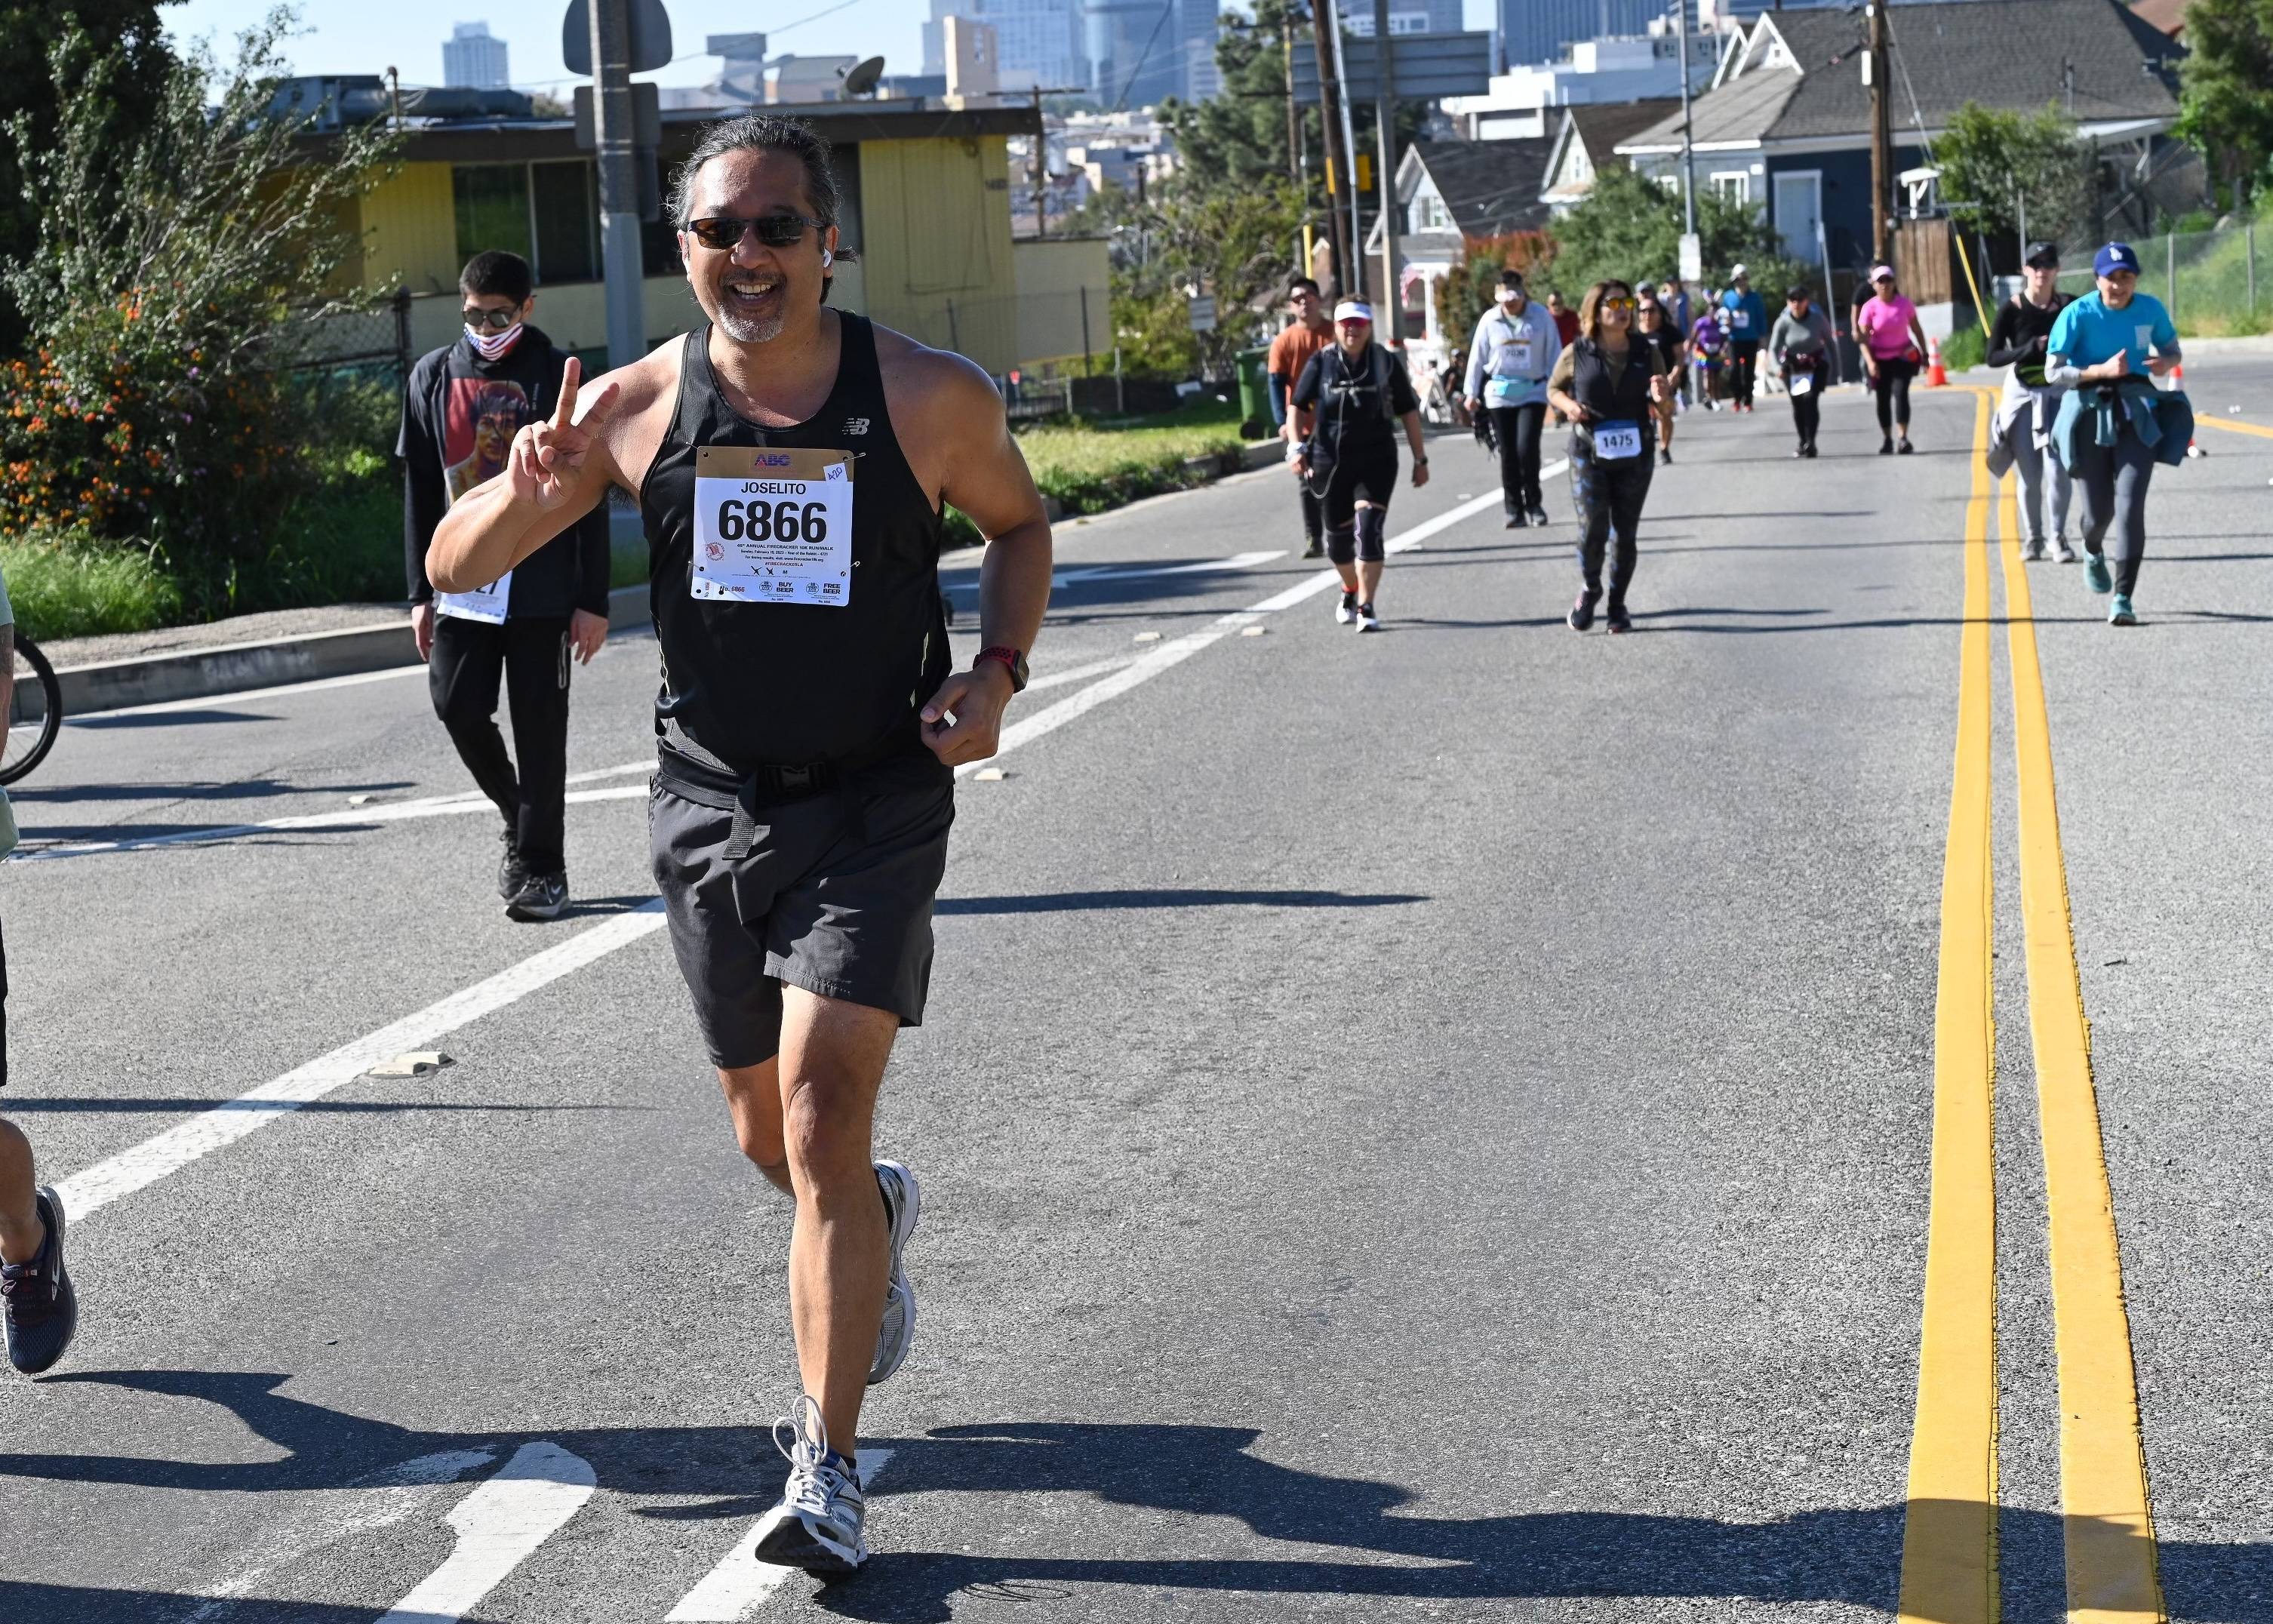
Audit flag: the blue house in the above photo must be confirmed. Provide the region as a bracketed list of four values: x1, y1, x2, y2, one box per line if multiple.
[1613, 0, 2190, 285]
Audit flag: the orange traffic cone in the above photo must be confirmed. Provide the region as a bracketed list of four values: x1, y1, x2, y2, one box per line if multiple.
[2173, 362, 2204, 457]
[1926, 336, 1948, 387]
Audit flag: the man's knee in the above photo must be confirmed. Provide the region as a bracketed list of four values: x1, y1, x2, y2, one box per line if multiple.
[1354, 506, 1386, 563]
[1326, 524, 1357, 565]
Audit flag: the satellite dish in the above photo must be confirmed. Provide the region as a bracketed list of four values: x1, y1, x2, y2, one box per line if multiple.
[841, 55, 886, 97]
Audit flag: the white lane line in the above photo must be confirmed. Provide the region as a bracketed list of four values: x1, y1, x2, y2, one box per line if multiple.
[374, 1441, 596, 1624]
[1052, 549, 1283, 588]
[666, 1450, 895, 1621]
[183, 1450, 499, 1622]
[20, 782, 650, 862]
[54, 904, 667, 1220]
[955, 480, 1534, 781]
[1022, 655, 1133, 695]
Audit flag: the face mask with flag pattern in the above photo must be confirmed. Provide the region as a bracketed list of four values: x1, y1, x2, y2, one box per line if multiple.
[465, 321, 524, 360]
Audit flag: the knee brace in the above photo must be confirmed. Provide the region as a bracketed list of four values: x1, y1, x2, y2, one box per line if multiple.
[1354, 505, 1387, 563]
[1326, 524, 1358, 566]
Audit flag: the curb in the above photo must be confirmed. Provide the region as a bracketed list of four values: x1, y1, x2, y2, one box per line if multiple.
[60, 442, 1283, 718]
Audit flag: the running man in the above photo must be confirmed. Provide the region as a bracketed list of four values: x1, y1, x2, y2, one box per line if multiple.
[0, 567, 76, 1377]
[2046, 241, 2184, 625]
[1988, 241, 2076, 561]
[1290, 300, 1430, 632]
[1768, 285, 1834, 457]
[402, 250, 612, 921]
[1855, 266, 1929, 454]
[1270, 277, 1336, 558]
[1547, 280, 1675, 633]
[1719, 266, 1769, 412]
[1463, 268, 1560, 527]
[429, 113, 1053, 1573]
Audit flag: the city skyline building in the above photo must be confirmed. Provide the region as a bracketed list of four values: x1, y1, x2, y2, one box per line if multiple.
[441, 20, 509, 90]
[925, 0, 1087, 91]
[1495, 0, 1675, 70]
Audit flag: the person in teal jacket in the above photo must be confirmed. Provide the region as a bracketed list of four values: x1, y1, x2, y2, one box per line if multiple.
[1719, 266, 1770, 411]
[2046, 241, 2182, 625]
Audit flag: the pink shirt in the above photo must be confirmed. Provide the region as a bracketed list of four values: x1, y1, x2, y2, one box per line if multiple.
[1857, 294, 1919, 359]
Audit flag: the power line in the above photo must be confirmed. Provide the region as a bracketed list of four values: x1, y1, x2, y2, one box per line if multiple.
[1115, 1, 1177, 112]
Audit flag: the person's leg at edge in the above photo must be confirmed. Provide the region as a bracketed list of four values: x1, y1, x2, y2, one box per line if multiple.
[2108, 433, 2155, 598]
[500, 617, 573, 877]
[429, 615, 519, 829]
[0, 1118, 41, 1267]
[1512, 403, 1546, 513]
[717, 988, 899, 1453]
[1489, 407, 1524, 519]
[1298, 485, 1325, 558]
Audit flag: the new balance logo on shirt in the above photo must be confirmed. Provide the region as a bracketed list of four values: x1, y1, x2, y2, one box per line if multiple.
[844, 417, 871, 435]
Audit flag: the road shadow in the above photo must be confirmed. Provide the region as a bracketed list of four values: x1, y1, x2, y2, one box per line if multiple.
[66, 709, 278, 730]
[6, 1380, 2268, 1622]
[934, 888, 1426, 915]
[560, 893, 663, 919]
[0, 1097, 642, 1115]
[6, 780, 416, 806]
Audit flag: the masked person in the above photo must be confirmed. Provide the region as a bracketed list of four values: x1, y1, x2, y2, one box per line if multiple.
[1269, 277, 1335, 557]
[429, 115, 1055, 1573]
[2047, 241, 2188, 625]
[1290, 301, 1431, 632]
[1768, 285, 1835, 457]
[1547, 281, 1675, 633]
[1988, 241, 2077, 561]
[1719, 266, 1769, 411]
[402, 251, 611, 921]
[1463, 269, 1561, 527]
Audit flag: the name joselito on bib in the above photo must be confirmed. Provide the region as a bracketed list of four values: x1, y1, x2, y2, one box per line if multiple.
[691, 445, 857, 606]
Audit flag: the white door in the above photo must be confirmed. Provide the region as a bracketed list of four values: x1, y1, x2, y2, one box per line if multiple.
[1775, 171, 1822, 260]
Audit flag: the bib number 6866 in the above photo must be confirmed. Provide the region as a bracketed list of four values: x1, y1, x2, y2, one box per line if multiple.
[715, 499, 830, 544]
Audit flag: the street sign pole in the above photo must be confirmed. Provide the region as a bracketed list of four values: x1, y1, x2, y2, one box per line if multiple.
[1372, 0, 1401, 343]
[589, 0, 645, 370]
[1325, 0, 1363, 289]
[1307, 0, 1355, 297]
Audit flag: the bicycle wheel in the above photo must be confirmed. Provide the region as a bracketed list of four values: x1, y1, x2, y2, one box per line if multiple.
[3, 635, 62, 786]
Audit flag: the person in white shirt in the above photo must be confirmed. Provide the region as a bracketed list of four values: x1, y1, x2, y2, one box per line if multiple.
[1462, 269, 1562, 528]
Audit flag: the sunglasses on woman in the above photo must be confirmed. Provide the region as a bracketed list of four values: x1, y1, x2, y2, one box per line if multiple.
[685, 213, 829, 251]
[1600, 297, 1638, 312]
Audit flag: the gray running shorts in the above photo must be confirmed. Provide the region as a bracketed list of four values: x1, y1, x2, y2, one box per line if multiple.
[648, 777, 954, 1069]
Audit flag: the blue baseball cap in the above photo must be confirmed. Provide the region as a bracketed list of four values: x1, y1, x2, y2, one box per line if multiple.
[2093, 242, 2142, 277]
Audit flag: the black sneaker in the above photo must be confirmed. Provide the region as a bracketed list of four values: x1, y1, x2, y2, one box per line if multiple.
[1568, 590, 1599, 632]
[505, 872, 568, 921]
[1605, 600, 1632, 635]
[1527, 505, 1551, 527]
[1659, 449, 1672, 466]
[1506, 510, 1528, 529]
[1879, 438, 1895, 456]
[1301, 540, 1324, 558]
[497, 828, 527, 903]
[1896, 436, 1915, 455]
[4, 1188, 77, 1376]
[1803, 443, 1818, 458]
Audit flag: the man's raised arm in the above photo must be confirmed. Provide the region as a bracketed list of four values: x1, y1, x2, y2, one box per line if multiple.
[430, 356, 624, 593]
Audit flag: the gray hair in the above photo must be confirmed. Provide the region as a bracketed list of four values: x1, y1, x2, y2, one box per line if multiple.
[671, 114, 846, 237]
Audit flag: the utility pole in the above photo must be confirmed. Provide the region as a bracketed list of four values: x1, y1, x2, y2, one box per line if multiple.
[1674, 0, 1695, 236]
[1284, 8, 1312, 280]
[1020, 87, 1086, 239]
[1308, 0, 1354, 297]
[1372, 0, 1401, 342]
[1868, 0, 1892, 266]
[1328, 4, 1362, 282]
[589, 0, 645, 371]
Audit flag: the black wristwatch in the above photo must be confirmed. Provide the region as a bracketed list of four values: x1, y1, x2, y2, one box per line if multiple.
[977, 645, 1029, 693]
[1413, 454, 1429, 466]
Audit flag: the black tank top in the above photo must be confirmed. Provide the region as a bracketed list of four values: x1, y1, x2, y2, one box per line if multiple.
[1570, 339, 1655, 426]
[641, 314, 950, 788]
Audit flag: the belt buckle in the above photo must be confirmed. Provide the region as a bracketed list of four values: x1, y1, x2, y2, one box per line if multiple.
[774, 764, 819, 798]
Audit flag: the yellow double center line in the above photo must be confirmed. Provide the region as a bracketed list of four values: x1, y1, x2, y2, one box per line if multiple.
[1897, 390, 2164, 1622]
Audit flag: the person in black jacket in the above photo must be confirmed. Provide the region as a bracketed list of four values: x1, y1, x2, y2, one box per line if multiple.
[1987, 241, 2076, 561]
[401, 251, 611, 921]
[1547, 280, 1674, 633]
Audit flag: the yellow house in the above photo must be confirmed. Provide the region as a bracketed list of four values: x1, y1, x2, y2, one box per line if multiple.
[342, 102, 1106, 377]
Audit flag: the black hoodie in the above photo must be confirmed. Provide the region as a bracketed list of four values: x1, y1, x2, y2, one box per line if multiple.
[398, 323, 611, 619]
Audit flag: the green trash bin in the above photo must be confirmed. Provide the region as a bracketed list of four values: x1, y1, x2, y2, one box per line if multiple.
[1236, 346, 1270, 440]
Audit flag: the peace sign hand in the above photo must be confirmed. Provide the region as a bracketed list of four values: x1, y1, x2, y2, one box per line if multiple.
[510, 356, 623, 510]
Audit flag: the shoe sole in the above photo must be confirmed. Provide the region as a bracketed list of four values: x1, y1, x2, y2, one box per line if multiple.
[8, 1186, 75, 1376]
[753, 1507, 867, 1574]
[869, 1162, 920, 1386]
[505, 893, 567, 921]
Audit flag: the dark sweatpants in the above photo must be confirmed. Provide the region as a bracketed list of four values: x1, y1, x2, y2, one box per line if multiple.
[1487, 401, 1547, 516]
[429, 613, 572, 875]
[1730, 340, 1761, 408]
[2068, 431, 2157, 596]
[1789, 387, 1821, 449]
[1570, 432, 1655, 601]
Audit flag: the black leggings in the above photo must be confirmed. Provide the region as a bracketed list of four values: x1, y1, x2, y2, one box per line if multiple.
[2068, 429, 2156, 595]
[1730, 340, 1761, 407]
[1871, 358, 1916, 435]
[429, 613, 573, 874]
[1789, 384, 1821, 448]
[1570, 431, 1655, 601]
[1487, 401, 1546, 515]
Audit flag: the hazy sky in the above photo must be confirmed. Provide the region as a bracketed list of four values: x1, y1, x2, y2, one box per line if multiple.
[161, 0, 1493, 92]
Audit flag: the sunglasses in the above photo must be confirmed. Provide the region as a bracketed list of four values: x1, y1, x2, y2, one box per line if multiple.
[461, 306, 521, 330]
[685, 214, 828, 251]
[1600, 297, 1638, 312]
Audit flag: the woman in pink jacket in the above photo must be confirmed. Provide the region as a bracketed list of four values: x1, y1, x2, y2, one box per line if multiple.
[1853, 265, 1931, 454]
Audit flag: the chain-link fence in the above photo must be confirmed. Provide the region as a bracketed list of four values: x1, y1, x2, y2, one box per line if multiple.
[2047, 226, 2273, 337]
[270, 286, 415, 386]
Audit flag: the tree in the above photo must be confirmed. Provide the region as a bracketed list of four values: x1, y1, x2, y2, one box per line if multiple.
[1549, 164, 1812, 300]
[0, 8, 400, 606]
[1075, 175, 1307, 377]
[0, 1, 177, 346]
[1936, 103, 2093, 244]
[2177, 0, 2273, 207]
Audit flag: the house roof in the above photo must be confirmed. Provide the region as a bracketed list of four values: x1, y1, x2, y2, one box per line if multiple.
[1618, 0, 2182, 154]
[1543, 98, 1683, 198]
[2130, 0, 2187, 37]
[1404, 137, 1556, 238]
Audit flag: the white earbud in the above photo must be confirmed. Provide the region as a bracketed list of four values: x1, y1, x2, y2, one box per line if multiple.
[822, 249, 834, 267]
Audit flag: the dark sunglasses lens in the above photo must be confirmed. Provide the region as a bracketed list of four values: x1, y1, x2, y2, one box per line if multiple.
[462, 308, 515, 329]
[752, 217, 810, 248]
[690, 218, 742, 249]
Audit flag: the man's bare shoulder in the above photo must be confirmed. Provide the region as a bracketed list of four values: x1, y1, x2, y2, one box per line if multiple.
[594, 334, 691, 492]
[871, 323, 1005, 440]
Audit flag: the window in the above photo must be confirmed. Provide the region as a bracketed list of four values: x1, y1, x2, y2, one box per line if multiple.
[1709, 171, 1750, 205]
[1411, 192, 1451, 232]
[454, 164, 532, 265]
[531, 161, 599, 283]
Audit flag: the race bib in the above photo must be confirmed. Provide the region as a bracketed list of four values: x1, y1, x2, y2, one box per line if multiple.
[1592, 420, 1644, 460]
[691, 446, 856, 606]
[1502, 336, 1535, 373]
[436, 571, 512, 625]
[1788, 372, 1815, 397]
[1731, 309, 1752, 331]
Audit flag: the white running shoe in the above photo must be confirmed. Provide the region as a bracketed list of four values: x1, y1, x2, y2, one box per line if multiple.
[1334, 591, 1358, 625]
[1355, 604, 1380, 632]
[2051, 537, 2078, 563]
[869, 1161, 920, 1386]
[752, 1397, 869, 1574]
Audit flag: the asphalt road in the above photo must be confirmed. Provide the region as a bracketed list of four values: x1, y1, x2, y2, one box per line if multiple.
[2, 367, 2268, 1622]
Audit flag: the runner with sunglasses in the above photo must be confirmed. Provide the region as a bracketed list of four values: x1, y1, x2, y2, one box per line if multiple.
[429, 113, 1053, 1576]
[402, 250, 612, 921]
[1855, 266, 1929, 454]
[1547, 281, 1675, 633]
